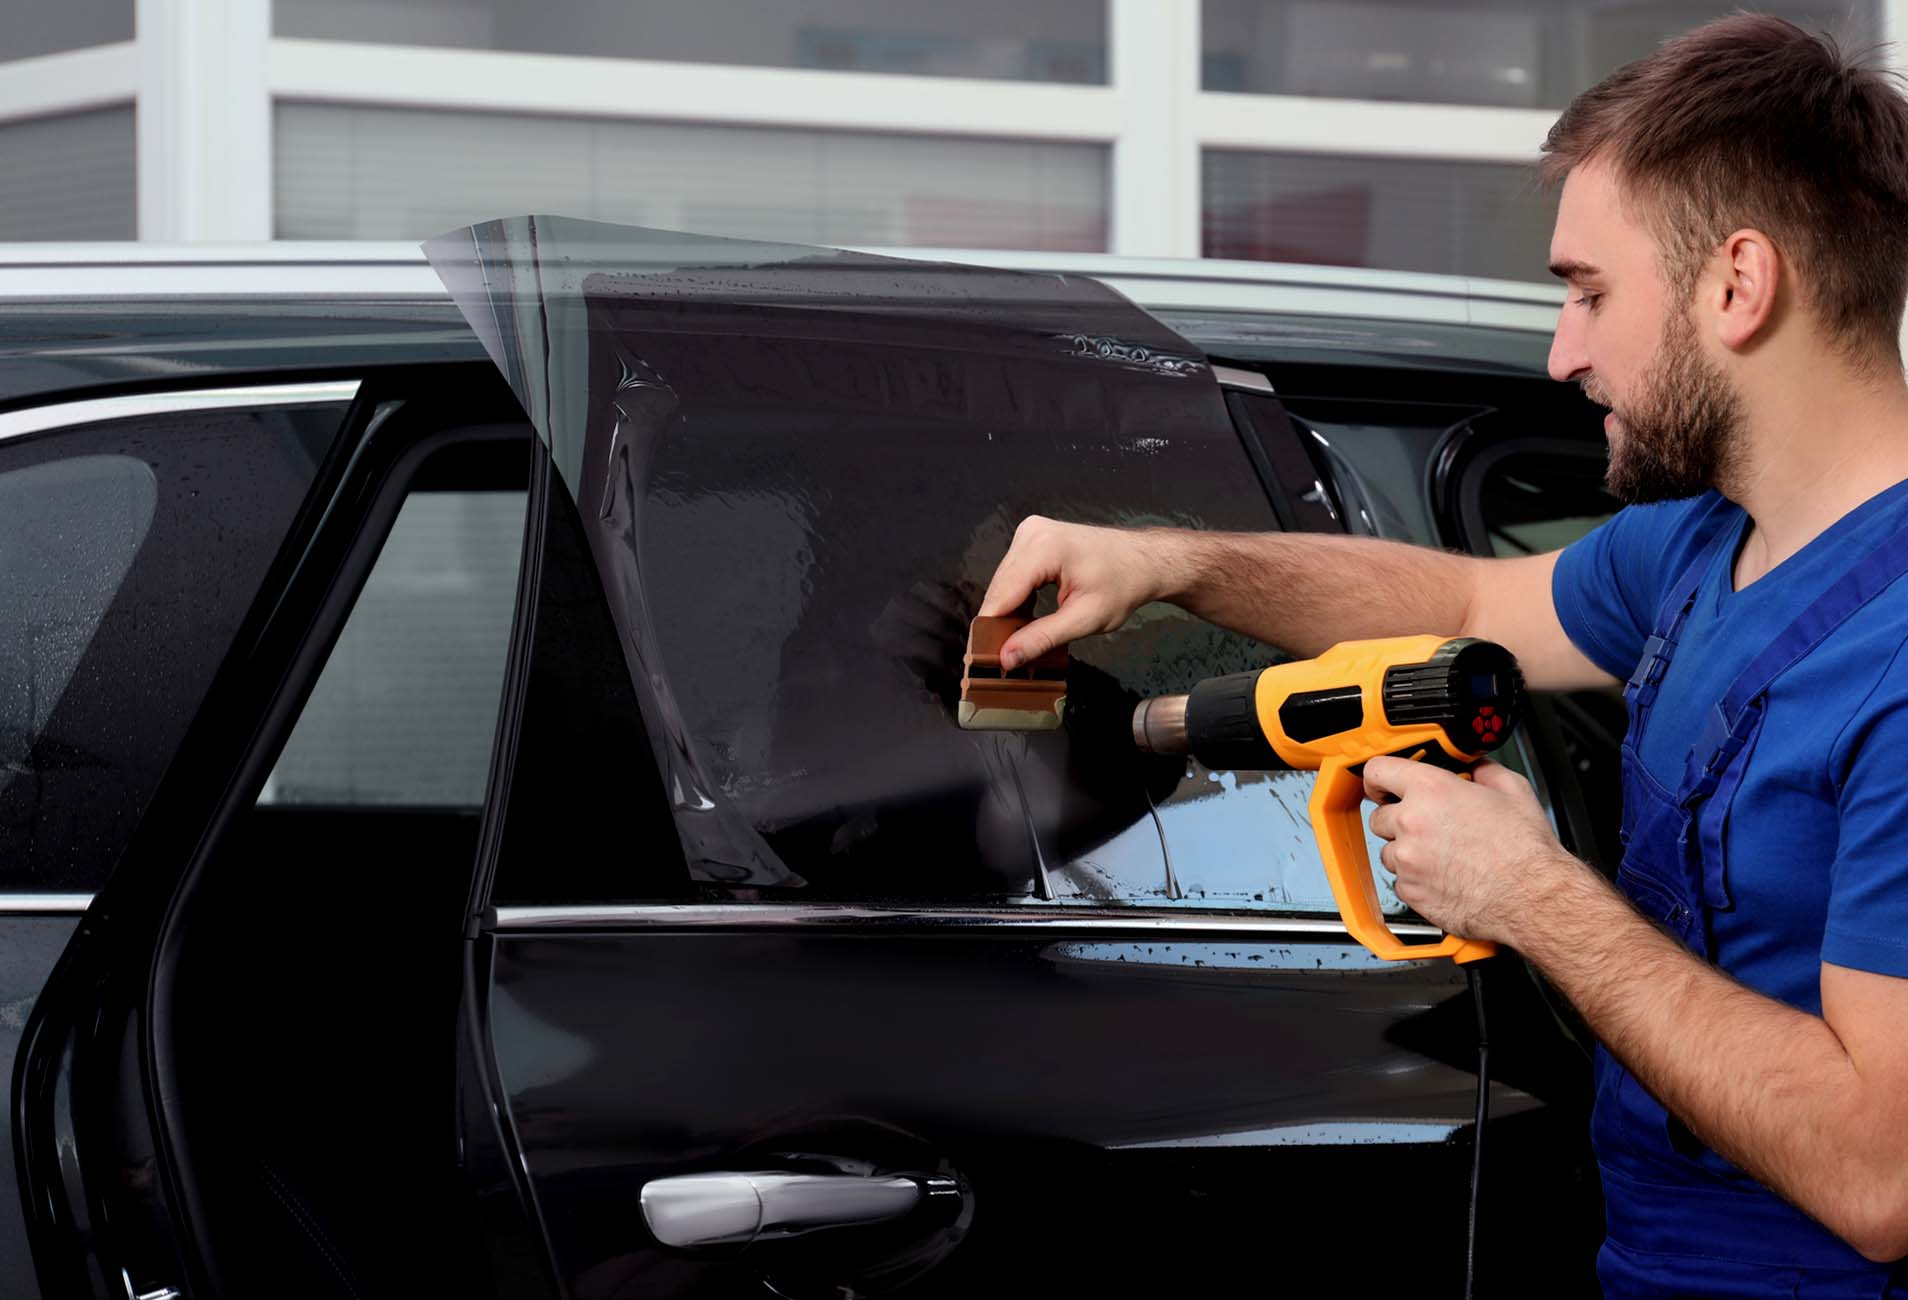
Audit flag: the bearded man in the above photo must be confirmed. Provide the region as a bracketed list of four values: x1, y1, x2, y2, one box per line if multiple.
[980, 14, 1908, 1296]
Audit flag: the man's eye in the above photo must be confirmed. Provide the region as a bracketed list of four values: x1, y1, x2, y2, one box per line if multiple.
[1574, 292, 1603, 311]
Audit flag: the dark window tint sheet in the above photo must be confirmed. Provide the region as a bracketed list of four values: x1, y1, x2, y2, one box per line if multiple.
[0, 402, 343, 890]
[432, 220, 1415, 912]
[627, 357, 1281, 903]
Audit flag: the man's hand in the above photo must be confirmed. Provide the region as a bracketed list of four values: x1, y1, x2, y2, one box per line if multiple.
[979, 515, 1176, 670]
[1362, 756, 1583, 945]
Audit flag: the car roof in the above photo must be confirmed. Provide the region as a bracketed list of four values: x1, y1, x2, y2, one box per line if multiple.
[0, 242, 1565, 396]
[0, 241, 1560, 325]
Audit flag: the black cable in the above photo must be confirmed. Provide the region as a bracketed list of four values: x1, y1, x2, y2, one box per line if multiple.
[1465, 961, 1490, 1300]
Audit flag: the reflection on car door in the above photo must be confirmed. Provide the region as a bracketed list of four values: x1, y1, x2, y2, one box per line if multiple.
[435, 219, 1601, 1298]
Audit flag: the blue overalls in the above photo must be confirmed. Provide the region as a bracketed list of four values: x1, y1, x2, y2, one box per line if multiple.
[1597, 520, 1908, 1297]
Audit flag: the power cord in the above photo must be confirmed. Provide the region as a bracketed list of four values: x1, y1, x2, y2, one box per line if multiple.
[1465, 961, 1490, 1300]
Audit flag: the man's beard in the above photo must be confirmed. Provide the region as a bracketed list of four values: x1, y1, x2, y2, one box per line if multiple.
[1591, 308, 1744, 504]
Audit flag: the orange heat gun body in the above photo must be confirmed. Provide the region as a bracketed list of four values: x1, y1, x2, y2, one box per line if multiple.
[1131, 635, 1526, 964]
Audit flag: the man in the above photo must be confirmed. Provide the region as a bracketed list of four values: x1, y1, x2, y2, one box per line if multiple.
[980, 15, 1908, 1295]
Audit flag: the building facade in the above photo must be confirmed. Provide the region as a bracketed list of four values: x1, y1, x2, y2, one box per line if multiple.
[0, 0, 1887, 286]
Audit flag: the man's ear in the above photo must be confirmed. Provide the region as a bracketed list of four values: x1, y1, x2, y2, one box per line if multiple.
[1710, 229, 1780, 351]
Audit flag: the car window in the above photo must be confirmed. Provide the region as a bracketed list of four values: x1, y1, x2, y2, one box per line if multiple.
[1464, 441, 1625, 871]
[1470, 445, 1616, 558]
[491, 410, 1410, 918]
[261, 440, 528, 809]
[0, 392, 348, 893]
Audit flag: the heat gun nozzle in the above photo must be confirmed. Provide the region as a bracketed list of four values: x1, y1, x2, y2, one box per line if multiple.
[1130, 693, 1190, 754]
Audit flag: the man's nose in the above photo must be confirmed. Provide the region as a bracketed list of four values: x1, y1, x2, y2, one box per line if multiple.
[1548, 307, 1590, 383]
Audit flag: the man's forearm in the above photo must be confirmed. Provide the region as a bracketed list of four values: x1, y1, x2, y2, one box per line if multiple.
[1514, 861, 1907, 1259]
[1149, 529, 1478, 658]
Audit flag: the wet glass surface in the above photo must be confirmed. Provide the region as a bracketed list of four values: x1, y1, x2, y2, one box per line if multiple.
[0, 404, 344, 890]
[431, 217, 1402, 912]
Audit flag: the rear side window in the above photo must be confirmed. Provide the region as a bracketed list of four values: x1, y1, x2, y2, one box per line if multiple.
[0, 392, 348, 892]
[494, 397, 1404, 917]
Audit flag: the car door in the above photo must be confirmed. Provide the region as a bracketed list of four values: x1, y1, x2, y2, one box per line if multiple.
[433, 219, 1600, 1299]
[0, 380, 355, 1299]
[12, 363, 541, 1300]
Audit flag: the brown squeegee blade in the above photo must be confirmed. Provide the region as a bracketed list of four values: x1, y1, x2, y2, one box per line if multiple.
[958, 614, 1067, 731]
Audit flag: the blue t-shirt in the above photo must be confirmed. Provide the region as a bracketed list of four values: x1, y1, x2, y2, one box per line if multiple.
[1553, 480, 1908, 1012]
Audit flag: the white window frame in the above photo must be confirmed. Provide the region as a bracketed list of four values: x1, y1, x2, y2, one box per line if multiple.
[0, 0, 1901, 258]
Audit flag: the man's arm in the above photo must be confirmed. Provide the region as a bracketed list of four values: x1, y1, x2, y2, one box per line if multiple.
[1364, 757, 1908, 1263]
[980, 516, 1617, 692]
[1523, 869, 1908, 1262]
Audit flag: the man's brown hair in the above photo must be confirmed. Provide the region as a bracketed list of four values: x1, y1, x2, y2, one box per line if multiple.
[1542, 12, 1908, 364]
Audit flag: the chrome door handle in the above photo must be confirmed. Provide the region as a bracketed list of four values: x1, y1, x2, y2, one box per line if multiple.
[641, 1170, 932, 1249]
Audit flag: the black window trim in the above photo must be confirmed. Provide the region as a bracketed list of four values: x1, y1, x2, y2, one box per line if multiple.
[1215, 367, 1349, 535]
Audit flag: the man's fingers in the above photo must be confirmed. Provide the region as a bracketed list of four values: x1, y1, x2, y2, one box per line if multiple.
[979, 517, 1061, 619]
[1361, 755, 1438, 804]
[1469, 759, 1528, 794]
[977, 556, 1049, 620]
[999, 601, 1102, 671]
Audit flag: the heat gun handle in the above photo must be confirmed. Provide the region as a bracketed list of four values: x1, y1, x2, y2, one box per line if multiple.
[1310, 757, 1497, 965]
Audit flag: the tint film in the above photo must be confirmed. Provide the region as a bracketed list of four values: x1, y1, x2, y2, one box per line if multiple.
[435, 219, 1396, 911]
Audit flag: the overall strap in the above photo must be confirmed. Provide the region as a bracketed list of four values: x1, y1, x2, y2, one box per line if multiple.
[1680, 514, 1908, 910]
[1626, 520, 1740, 726]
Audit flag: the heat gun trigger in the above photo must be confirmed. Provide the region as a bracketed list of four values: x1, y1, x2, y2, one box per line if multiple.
[1353, 743, 1477, 804]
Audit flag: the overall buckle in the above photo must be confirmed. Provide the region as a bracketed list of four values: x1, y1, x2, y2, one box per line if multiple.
[1626, 634, 1673, 704]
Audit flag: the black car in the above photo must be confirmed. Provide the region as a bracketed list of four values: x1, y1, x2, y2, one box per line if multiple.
[2, 220, 1622, 1299]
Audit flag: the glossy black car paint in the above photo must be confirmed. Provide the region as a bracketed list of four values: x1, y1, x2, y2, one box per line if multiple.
[485, 919, 1598, 1298]
[6, 258, 1615, 1298]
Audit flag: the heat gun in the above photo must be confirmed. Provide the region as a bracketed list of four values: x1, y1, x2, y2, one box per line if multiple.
[1129, 634, 1525, 965]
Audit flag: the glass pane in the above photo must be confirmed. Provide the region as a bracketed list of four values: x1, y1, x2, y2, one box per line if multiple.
[1476, 449, 1616, 557]
[1202, 149, 1557, 283]
[0, 457, 157, 790]
[0, 402, 346, 892]
[276, 103, 1108, 251]
[0, 107, 136, 241]
[262, 490, 526, 807]
[1201, 0, 1876, 108]
[6, 1, 132, 63]
[274, 0, 1105, 83]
